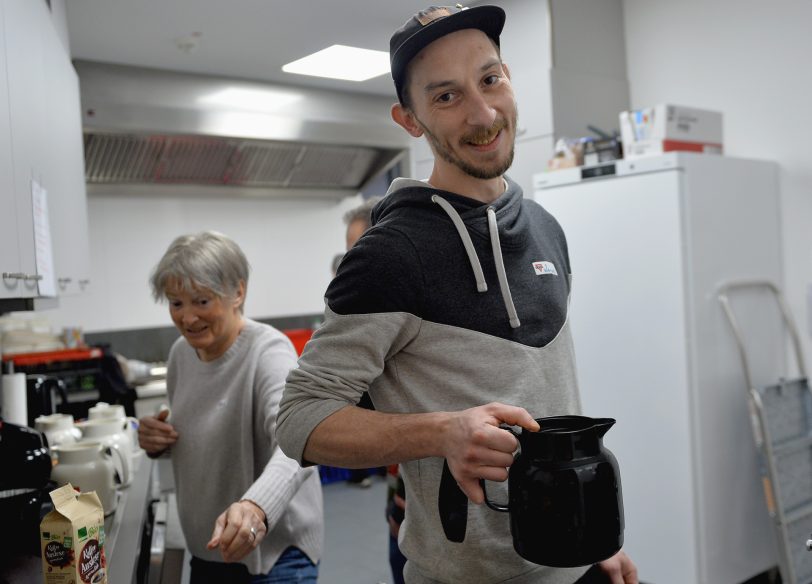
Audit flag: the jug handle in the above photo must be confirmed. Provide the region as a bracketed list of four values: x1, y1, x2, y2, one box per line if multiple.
[438, 459, 469, 543]
[481, 479, 510, 512]
[481, 424, 519, 513]
[105, 444, 130, 487]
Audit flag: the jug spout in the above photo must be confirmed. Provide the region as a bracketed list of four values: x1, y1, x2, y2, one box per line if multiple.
[593, 418, 616, 438]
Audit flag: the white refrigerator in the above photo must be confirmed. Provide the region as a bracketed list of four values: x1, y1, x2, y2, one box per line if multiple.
[534, 153, 785, 584]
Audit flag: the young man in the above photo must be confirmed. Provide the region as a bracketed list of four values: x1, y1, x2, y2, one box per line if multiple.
[278, 5, 637, 583]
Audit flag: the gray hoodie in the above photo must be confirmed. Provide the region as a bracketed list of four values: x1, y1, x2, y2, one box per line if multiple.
[278, 177, 586, 583]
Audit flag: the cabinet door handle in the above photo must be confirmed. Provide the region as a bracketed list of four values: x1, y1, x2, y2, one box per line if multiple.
[79, 279, 90, 286]
[58, 277, 73, 285]
[2, 272, 26, 280]
[23, 274, 44, 281]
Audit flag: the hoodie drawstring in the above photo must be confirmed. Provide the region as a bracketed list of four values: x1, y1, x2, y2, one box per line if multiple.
[431, 195, 521, 329]
[487, 207, 521, 328]
[431, 195, 487, 293]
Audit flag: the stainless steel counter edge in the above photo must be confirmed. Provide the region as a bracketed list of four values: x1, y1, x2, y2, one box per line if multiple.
[105, 453, 154, 583]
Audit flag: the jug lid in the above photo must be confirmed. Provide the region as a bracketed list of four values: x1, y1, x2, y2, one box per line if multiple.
[522, 415, 615, 461]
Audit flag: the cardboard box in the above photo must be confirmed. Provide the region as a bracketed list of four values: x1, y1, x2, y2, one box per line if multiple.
[620, 104, 723, 159]
[40, 484, 107, 584]
[624, 138, 723, 159]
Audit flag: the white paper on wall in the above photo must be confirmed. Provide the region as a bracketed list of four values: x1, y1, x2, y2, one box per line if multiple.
[31, 178, 56, 297]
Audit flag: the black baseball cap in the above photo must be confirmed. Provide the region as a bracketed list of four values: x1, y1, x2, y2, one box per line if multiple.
[390, 5, 506, 104]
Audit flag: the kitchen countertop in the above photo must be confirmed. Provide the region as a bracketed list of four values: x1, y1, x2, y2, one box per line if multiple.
[105, 452, 154, 583]
[0, 455, 155, 584]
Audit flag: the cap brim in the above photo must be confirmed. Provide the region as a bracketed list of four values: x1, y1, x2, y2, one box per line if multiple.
[391, 6, 506, 94]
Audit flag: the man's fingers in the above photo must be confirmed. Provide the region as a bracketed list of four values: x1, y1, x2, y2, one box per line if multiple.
[457, 476, 484, 505]
[598, 551, 637, 584]
[486, 403, 539, 432]
[472, 430, 520, 460]
[476, 465, 509, 483]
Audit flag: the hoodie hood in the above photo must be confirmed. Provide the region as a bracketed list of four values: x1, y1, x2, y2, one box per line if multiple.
[372, 176, 527, 328]
[373, 176, 529, 249]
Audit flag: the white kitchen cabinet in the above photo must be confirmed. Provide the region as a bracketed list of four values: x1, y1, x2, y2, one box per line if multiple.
[0, 0, 90, 301]
[0, 0, 24, 299]
[42, 15, 91, 296]
[535, 153, 784, 584]
[2, 0, 47, 299]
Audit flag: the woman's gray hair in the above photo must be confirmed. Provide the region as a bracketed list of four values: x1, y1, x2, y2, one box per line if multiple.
[149, 231, 250, 311]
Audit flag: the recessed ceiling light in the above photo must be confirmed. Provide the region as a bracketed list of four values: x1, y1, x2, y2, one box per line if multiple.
[197, 87, 302, 112]
[282, 45, 390, 82]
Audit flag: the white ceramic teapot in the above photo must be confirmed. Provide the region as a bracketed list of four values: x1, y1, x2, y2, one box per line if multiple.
[75, 418, 134, 487]
[51, 441, 128, 516]
[34, 413, 82, 449]
[87, 402, 139, 450]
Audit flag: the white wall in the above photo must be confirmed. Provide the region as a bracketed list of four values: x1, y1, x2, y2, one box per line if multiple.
[623, 0, 812, 359]
[47, 0, 70, 54]
[44, 193, 361, 333]
[549, 0, 630, 138]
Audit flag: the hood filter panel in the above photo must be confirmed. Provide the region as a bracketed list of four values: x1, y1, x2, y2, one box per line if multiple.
[83, 132, 390, 190]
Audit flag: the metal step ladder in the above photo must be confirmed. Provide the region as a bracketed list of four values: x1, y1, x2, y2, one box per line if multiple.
[719, 281, 812, 584]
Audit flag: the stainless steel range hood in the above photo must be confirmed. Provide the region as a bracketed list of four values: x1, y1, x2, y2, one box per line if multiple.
[76, 60, 409, 199]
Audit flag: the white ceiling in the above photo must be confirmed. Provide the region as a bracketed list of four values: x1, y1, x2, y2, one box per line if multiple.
[64, 0, 449, 99]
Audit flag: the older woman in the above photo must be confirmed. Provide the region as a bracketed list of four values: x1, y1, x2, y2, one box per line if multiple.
[138, 231, 323, 584]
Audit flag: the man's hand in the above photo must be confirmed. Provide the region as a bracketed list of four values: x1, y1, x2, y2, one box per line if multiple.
[442, 402, 539, 504]
[137, 409, 178, 456]
[598, 550, 638, 584]
[206, 500, 268, 563]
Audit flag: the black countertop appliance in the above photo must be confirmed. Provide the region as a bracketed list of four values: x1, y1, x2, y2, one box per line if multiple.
[0, 419, 52, 556]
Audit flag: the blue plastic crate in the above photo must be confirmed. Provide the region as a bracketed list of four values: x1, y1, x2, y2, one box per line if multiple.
[318, 465, 350, 485]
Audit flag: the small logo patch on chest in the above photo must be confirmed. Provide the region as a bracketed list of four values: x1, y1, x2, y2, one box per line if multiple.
[532, 261, 558, 276]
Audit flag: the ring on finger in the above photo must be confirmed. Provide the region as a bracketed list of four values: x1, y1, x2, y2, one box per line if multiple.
[249, 526, 257, 541]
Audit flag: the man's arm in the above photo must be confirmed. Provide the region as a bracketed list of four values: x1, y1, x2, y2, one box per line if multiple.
[303, 401, 539, 504]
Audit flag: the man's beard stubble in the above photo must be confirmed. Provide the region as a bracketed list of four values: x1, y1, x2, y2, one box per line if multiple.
[417, 113, 517, 181]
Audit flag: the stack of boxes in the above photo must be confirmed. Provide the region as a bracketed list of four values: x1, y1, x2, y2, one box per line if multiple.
[619, 104, 723, 160]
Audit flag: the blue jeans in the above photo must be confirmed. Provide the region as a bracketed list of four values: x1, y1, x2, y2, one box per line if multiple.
[251, 547, 318, 584]
[190, 548, 318, 584]
[388, 534, 406, 584]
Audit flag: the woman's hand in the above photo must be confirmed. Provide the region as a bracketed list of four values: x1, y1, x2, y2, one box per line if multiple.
[206, 500, 268, 563]
[137, 409, 178, 456]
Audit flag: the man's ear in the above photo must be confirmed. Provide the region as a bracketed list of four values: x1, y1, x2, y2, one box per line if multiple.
[391, 103, 424, 138]
[502, 62, 511, 81]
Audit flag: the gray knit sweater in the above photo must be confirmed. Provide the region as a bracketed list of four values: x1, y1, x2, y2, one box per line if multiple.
[166, 319, 323, 575]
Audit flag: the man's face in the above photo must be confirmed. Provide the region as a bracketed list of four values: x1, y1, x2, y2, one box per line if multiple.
[403, 28, 517, 180]
[346, 218, 368, 250]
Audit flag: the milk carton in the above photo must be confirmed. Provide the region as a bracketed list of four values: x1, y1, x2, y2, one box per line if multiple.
[40, 483, 108, 584]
